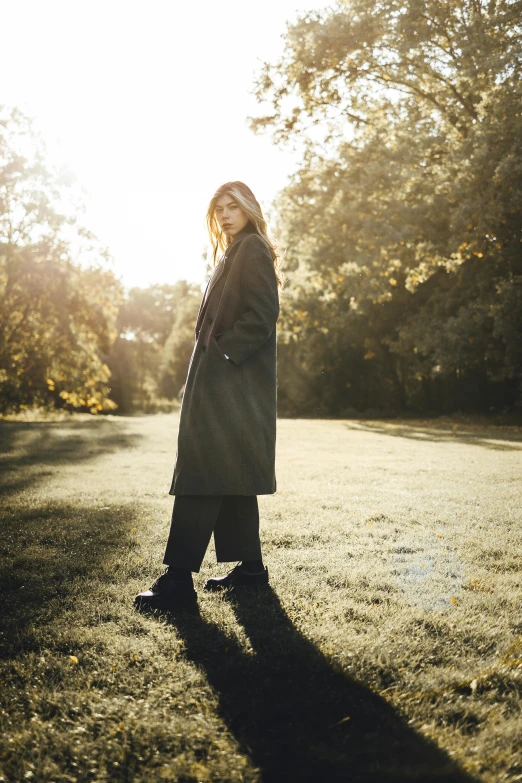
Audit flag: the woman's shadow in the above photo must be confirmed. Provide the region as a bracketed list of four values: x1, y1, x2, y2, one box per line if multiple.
[166, 587, 478, 783]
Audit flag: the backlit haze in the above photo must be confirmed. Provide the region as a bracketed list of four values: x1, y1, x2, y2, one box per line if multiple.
[1, 0, 331, 290]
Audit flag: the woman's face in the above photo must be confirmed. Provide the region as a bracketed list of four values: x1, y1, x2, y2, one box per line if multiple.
[214, 193, 249, 239]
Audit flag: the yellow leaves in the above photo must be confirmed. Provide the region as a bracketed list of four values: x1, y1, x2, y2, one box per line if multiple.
[68, 655, 79, 664]
[465, 579, 494, 594]
[364, 351, 376, 360]
[458, 244, 483, 259]
[46, 378, 55, 390]
[389, 278, 397, 286]
[450, 597, 458, 605]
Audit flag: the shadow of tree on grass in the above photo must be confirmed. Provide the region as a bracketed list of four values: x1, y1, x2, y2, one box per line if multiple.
[0, 501, 144, 656]
[168, 588, 479, 783]
[0, 419, 142, 497]
[346, 420, 522, 452]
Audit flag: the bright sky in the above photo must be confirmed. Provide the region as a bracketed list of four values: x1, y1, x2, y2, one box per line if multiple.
[1, 0, 332, 291]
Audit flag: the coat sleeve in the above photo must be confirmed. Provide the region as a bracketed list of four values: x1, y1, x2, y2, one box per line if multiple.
[214, 240, 279, 366]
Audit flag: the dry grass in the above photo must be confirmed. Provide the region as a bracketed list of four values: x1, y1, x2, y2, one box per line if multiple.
[0, 413, 521, 782]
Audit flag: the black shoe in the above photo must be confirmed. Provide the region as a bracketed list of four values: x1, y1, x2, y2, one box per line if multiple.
[204, 563, 269, 591]
[134, 571, 197, 611]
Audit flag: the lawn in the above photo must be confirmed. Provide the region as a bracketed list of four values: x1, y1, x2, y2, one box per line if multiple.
[0, 413, 521, 782]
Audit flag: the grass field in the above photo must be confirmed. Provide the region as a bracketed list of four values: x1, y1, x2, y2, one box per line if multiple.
[1, 412, 521, 782]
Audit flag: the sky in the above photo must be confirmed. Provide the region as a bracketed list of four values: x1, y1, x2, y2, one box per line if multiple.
[1, 0, 332, 291]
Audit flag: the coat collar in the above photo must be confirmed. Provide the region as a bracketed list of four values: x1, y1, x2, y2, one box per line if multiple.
[224, 224, 257, 256]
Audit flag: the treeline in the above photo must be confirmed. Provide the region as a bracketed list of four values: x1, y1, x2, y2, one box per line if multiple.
[2, 0, 522, 419]
[253, 0, 522, 415]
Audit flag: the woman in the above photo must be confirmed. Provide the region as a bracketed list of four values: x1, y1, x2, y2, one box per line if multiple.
[135, 181, 282, 611]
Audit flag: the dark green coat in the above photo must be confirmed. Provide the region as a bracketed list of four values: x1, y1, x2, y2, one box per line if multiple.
[169, 228, 280, 496]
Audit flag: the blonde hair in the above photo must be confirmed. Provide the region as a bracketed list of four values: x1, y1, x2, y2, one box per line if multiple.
[206, 181, 283, 288]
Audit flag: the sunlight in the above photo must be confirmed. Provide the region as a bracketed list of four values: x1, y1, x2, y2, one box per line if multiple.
[0, 0, 331, 289]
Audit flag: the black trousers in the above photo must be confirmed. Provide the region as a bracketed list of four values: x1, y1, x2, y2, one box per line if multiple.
[163, 495, 262, 573]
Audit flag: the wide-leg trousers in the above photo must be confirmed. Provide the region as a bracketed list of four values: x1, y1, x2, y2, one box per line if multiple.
[162, 495, 262, 572]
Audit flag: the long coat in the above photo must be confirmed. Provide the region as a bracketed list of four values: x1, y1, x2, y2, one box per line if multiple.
[169, 228, 280, 496]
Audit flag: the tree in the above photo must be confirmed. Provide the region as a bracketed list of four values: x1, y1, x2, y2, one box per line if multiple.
[157, 284, 202, 400]
[0, 106, 123, 414]
[252, 0, 522, 414]
[107, 281, 202, 412]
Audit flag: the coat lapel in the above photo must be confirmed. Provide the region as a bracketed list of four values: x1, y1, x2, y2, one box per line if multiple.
[195, 256, 225, 337]
[195, 230, 250, 337]
[203, 255, 226, 306]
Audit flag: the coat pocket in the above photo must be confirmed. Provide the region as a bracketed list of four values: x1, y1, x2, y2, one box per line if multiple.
[212, 335, 230, 362]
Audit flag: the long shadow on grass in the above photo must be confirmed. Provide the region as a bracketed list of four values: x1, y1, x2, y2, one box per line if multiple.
[0, 419, 142, 497]
[0, 502, 142, 657]
[169, 588, 478, 783]
[347, 420, 522, 452]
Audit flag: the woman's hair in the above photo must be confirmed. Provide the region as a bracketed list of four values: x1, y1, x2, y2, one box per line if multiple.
[206, 181, 283, 288]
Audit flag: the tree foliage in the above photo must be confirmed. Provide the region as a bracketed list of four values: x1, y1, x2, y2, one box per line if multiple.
[107, 282, 201, 413]
[157, 285, 202, 401]
[0, 107, 123, 414]
[0, 106, 207, 416]
[252, 0, 522, 414]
